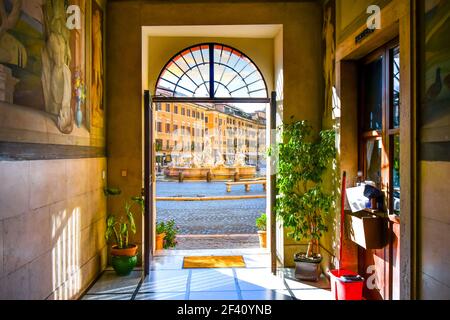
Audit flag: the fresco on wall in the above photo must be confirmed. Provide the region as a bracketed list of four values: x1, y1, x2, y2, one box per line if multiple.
[0, 0, 46, 110]
[91, 0, 103, 128]
[420, 0, 450, 161]
[0, 0, 89, 136]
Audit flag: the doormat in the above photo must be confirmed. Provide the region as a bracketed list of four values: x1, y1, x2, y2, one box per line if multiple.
[183, 256, 246, 269]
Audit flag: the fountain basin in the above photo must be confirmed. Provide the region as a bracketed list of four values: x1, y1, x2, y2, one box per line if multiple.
[164, 166, 256, 180]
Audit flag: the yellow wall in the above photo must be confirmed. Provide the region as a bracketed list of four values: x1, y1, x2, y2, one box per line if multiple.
[336, 0, 392, 42]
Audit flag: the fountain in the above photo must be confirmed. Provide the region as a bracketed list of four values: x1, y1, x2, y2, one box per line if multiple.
[164, 139, 256, 180]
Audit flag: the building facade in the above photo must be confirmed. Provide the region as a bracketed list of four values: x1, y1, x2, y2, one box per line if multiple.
[155, 102, 266, 168]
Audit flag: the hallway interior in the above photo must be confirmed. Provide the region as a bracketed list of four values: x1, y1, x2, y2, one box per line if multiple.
[82, 249, 331, 300]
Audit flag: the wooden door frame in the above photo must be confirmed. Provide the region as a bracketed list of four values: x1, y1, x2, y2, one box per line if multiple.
[144, 90, 153, 276]
[335, 0, 416, 299]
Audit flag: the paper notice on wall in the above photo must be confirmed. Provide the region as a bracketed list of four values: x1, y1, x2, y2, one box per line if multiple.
[346, 186, 368, 213]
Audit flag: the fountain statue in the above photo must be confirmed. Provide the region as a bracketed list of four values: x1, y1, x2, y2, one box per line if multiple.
[164, 138, 256, 181]
[234, 142, 247, 168]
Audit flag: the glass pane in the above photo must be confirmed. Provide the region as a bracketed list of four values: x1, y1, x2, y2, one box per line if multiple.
[167, 62, 184, 77]
[177, 76, 197, 95]
[392, 48, 400, 129]
[191, 47, 204, 64]
[365, 138, 382, 186]
[160, 70, 179, 85]
[182, 50, 196, 68]
[393, 135, 400, 215]
[173, 55, 189, 72]
[363, 57, 383, 131]
[157, 79, 176, 92]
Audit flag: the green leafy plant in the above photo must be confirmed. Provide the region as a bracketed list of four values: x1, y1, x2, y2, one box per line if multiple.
[156, 219, 179, 249]
[256, 212, 267, 231]
[104, 187, 144, 249]
[276, 119, 336, 259]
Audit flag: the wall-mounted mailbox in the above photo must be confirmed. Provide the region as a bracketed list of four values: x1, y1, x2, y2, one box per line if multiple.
[346, 211, 389, 249]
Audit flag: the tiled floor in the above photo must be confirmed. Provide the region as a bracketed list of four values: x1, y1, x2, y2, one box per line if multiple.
[82, 249, 332, 300]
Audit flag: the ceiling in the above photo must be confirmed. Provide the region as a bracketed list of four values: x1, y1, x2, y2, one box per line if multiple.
[142, 24, 282, 39]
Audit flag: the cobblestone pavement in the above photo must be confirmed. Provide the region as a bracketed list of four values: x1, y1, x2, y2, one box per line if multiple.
[156, 181, 266, 235]
[173, 235, 260, 249]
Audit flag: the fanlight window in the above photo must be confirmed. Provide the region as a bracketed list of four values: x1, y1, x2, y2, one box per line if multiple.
[156, 44, 268, 99]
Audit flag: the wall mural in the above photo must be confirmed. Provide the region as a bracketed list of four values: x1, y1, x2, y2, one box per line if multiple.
[420, 0, 450, 161]
[91, 0, 103, 128]
[0, 0, 104, 142]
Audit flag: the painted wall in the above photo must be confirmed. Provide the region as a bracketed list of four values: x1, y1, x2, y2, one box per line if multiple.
[0, 158, 107, 300]
[417, 0, 450, 299]
[107, 0, 323, 267]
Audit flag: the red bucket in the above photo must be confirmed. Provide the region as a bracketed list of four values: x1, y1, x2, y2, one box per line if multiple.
[329, 269, 364, 300]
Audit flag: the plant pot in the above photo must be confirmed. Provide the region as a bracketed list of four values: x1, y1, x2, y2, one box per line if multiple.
[294, 253, 322, 282]
[111, 244, 138, 257]
[156, 233, 166, 250]
[257, 231, 267, 248]
[110, 244, 138, 276]
[111, 255, 138, 276]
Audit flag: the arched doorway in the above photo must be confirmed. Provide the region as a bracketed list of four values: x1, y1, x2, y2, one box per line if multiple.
[144, 43, 276, 275]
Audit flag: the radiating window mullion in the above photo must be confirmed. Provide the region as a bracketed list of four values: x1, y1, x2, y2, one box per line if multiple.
[248, 88, 266, 94]
[243, 69, 258, 81]
[214, 50, 232, 96]
[190, 49, 209, 94]
[170, 78, 195, 95]
[155, 44, 267, 98]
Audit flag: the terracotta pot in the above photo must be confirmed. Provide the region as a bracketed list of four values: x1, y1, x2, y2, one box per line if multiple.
[257, 231, 267, 248]
[111, 244, 138, 257]
[156, 233, 166, 250]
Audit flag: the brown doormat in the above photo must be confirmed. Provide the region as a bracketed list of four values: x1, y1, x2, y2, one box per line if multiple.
[183, 256, 246, 269]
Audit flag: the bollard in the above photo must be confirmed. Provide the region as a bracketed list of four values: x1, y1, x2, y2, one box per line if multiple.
[178, 171, 184, 183]
[206, 171, 212, 182]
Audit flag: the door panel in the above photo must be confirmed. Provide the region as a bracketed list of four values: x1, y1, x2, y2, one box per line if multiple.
[144, 90, 154, 275]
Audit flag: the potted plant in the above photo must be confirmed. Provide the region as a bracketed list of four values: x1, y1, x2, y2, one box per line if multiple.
[256, 212, 267, 248]
[275, 119, 336, 281]
[156, 221, 166, 251]
[156, 219, 179, 250]
[104, 188, 143, 276]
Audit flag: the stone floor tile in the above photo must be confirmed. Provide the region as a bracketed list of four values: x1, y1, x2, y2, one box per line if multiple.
[87, 271, 141, 294]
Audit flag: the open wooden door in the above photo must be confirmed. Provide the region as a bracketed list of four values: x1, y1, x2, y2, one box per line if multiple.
[269, 91, 277, 274]
[144, 90, 154, 276]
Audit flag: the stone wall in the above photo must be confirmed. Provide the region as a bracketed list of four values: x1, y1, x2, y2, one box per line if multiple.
[419, 161, 450, 299]
[0, 158, 107, 300]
